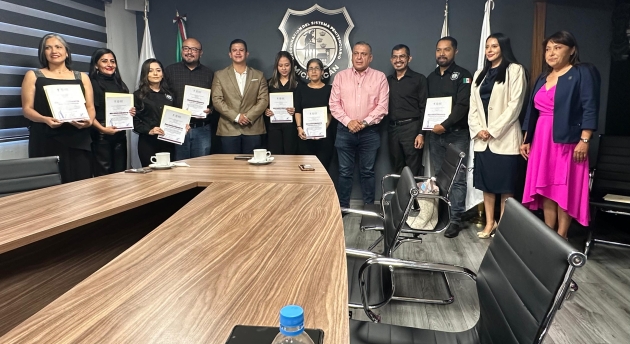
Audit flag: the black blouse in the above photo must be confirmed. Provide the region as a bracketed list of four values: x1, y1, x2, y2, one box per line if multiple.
[133, 89, 173, 135]
[479, 67, 498, 122]
[91, 73, 129, 123]
[294, 83, 332, 114]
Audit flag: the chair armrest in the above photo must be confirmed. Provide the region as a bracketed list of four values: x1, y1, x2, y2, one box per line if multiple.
[346, 248, 383, 259]
[341, 208, 384, 221]
[356, 257, 476, 322]
[381, 174, 431, 194]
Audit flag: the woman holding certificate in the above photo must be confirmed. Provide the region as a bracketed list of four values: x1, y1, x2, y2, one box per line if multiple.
[133, 58, 177, 167]
[21, 33, 95, 183]
[521, 31, 600, 239]
[294, 58, 336, 172]
[89, 48, 135, 176]
[264, 51, 299, 155]
[468, 33, 527, 239]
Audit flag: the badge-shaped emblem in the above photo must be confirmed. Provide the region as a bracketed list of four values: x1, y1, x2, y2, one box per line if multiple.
[279, 4, 354, 81]
[451, 72, 460, 81]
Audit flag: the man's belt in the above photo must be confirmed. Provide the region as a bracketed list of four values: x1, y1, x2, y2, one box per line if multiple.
[389, 117, 419, 127]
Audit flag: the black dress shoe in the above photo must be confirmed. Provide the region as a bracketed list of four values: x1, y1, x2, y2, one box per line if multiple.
[444, 223, 462, 238]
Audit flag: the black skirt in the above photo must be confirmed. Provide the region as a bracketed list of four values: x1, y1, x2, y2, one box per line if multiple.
[473, 148, 518, 194]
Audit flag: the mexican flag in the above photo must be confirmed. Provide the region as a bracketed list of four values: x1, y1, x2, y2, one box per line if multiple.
[174, 12, 187, 62]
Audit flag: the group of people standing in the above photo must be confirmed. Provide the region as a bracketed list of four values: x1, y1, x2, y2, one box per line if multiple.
[21, 29, 599, 240]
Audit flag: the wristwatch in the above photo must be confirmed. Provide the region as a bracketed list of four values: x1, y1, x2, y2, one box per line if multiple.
[362, 120, 370, 127]
[580, 137, 590, 143]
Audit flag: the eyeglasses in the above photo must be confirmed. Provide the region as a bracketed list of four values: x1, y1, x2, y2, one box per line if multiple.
[391, 54, 408, 60]
[182, 46, 201, 53]
[307, 67, 321, 72]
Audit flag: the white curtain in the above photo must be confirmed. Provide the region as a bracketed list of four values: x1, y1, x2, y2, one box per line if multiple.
[464, 0, 494, 211]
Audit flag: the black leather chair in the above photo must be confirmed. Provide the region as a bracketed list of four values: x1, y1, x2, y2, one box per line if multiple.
[0, 156, 62, 197]
[349, 198, 586, 344]
[359, 143, 465, 250]
[585, 135, 630, 254]
[346, 166, 457, 308]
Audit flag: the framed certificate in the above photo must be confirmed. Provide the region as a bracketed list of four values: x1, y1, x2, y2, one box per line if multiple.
[422, 96, 452, 130]
[43, 84, 90, 122]
[158, 106, 191, 145]
[269, 92, 294, 123]
[105, 93, 134, 130]
[182, 85, 211, 119]
[303, 107, 327, 139]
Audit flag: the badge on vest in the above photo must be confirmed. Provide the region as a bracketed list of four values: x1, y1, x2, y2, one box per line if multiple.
[451, 72, 460, 81]
[166, 94, 173, 101]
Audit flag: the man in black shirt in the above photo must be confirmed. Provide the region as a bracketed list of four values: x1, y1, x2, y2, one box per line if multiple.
[387, 44, 427, 175]
[164, 38, 214, 160]
[426, 36, 473, 238]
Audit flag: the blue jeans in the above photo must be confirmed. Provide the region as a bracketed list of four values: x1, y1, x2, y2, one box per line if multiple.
[335, 124, 380, 208]
[221, 135, 262, 154]
[428, 129, 470, 225]
[175, 124, 211, 160]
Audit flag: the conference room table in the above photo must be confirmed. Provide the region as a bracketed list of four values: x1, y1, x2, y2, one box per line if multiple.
[0, 155, 349, 343]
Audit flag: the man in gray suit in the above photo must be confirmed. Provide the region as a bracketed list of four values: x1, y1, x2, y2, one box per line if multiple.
[211, 39, 269, 154]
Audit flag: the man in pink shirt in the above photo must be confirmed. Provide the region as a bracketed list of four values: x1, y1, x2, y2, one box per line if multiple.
[330, 41, 389, 208]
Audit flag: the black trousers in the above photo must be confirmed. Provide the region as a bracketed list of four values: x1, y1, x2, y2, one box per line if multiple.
[299, 121, 336, 172]
[137, 134, 175, 167]
[267, 122, 299, 155]
[388, 120, 423, 175]
[91, 130, 127, 176]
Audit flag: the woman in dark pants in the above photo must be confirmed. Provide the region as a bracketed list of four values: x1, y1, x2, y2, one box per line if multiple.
[21, 33, 95, 183]
[134, 58, 181, 167]
[294, 58, 337, 173]
[89, 48, 135, 176]
[264, 51, 299, 154]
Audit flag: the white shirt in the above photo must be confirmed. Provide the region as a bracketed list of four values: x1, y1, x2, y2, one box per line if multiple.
[234, 68, 248, 122]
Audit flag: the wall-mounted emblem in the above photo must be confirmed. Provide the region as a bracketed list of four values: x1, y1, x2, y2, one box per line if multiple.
[279, 4, 354, 81]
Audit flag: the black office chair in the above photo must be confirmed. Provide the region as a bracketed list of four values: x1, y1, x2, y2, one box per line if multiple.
[0, 156, 62, 197]
[349, 198, 586, 344]
[346, 166, 457, 308]
[585, 135, 630, 254]
[359, 143, 465, 250]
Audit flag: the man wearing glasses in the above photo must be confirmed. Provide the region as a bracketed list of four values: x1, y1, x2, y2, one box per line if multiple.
[165, 38, 214, 159]
[387, 44, 428, 175]
[329, 41, 389, 209]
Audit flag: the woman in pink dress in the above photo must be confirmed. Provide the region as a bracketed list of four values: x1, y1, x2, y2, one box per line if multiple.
[520, 31, 600, 238]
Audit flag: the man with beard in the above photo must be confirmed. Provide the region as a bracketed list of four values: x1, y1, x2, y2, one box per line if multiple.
[426, 36, 473, 238]
[387, 44, 427, 175]
[165, 38, 214, 159]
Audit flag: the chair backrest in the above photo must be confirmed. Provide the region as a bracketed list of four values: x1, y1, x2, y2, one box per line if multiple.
[382, 166, 418, 256]
[591, 135, 630, 197]
[435, 143, 465, 199]
[476, 198, 586, 344]
[0, 156, 62, 197]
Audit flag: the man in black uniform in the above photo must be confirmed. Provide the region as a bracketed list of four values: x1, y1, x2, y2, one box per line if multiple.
[387, 44, 427, 175]
[426, 36, 473, 238]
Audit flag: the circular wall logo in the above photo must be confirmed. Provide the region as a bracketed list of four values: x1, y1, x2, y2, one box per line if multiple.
[279, 5, 354, 82]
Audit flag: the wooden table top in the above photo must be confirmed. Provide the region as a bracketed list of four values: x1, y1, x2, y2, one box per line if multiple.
[0, 155, 348, 343]
[103, 155, 333, 186]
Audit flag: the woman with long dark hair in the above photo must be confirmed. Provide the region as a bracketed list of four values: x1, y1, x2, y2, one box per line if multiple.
[469, 33, 528, 238]
[21, 33, 95, 183]
[521, 31, 600, 238]
[294, 58, 337, 173]
[89, 48, 135, 176]
[133, 58, 179, 167]
[264, 51, 299, 154]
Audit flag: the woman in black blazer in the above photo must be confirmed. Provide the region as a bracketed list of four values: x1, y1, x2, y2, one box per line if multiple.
[520, 31, 600, 238]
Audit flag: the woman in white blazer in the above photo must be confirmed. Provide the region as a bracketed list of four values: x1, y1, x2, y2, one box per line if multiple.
[469, 33, 527, 238]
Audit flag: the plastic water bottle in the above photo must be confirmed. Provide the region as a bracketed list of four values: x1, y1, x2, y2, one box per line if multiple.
[271, 305, 314, 344]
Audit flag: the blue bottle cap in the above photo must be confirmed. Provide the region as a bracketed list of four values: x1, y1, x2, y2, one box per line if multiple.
[279, 305, 304, 327]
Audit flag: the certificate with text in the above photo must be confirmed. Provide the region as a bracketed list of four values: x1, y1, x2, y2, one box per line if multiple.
[158, 106, 191, 145]
[43, 84, 90, 122]
[269, 92, 294, 123]
[105, 93, 134, 130]
[422, 96, 452, 130]
[182, 85, 211, 119]
[303, 107, 327, 139]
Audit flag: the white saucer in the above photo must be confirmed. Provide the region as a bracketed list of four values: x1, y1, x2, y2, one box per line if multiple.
[149, 163, 175, 170]
[247, 157, 274, 165]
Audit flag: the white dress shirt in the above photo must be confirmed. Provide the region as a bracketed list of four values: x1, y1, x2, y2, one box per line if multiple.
[234, 69, 248, 123]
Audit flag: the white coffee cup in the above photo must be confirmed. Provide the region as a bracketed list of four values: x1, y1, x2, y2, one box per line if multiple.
[150, 152, 171, 166]
[253, 149, 271, 162]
